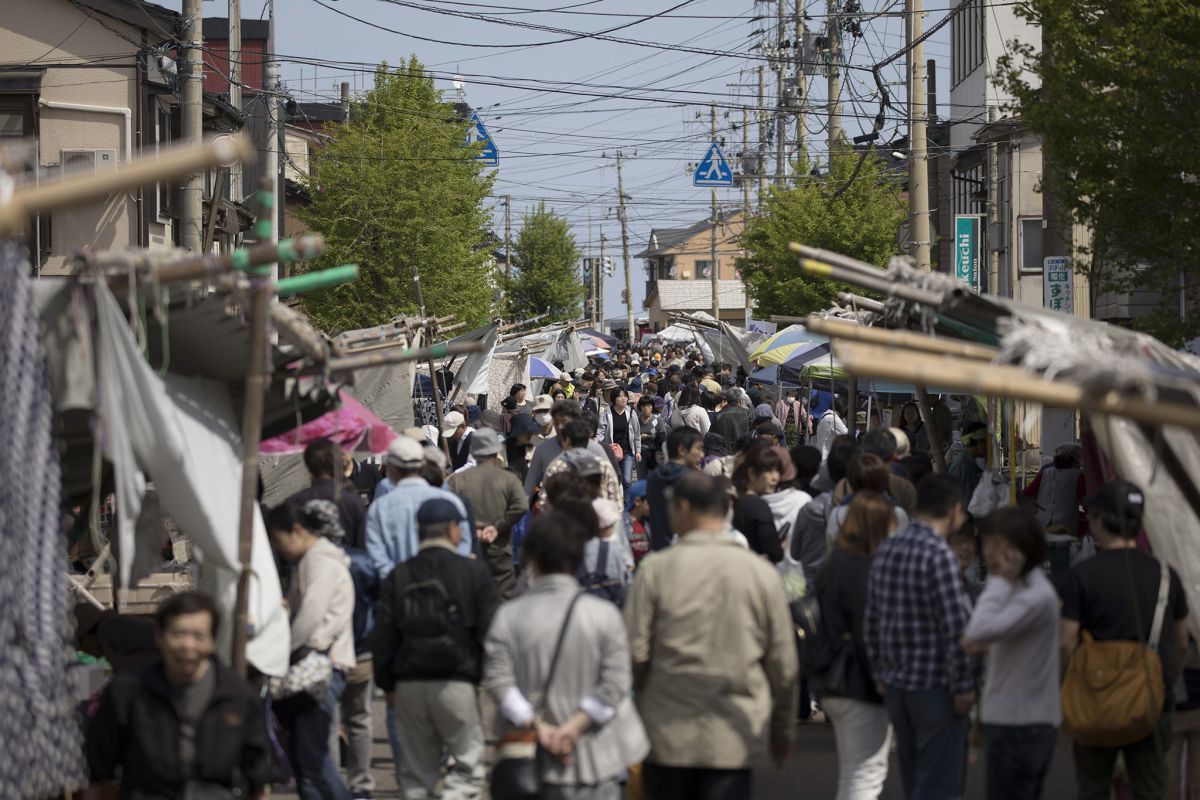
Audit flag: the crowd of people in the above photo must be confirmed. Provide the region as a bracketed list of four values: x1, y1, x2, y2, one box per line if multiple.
[80, 342, 1196, 800]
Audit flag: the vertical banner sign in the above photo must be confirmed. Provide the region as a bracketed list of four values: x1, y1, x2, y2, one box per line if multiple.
[954, 215, 982, 290]
[1043, 256, 1074, 314]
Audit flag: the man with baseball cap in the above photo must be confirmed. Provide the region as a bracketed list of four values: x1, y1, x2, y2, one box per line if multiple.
[448, 429, 528, 599]
[364, 437, 473, 579]
[373, 497, 499, 800]
[441, 411, 473, 472]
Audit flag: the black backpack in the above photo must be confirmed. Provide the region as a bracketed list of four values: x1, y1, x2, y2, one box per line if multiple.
[579, 540, 626, 607]
[790, 579, 854, 694]
[396, 578, 468, 675]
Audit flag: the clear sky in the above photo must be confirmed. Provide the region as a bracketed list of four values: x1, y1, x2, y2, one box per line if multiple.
[180, 0, 954, 322]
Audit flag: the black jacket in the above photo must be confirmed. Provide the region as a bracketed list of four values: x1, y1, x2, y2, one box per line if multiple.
[287, 477, 367, 550]
[85, 659, 271, 799]
[372, 542, 501, 688]
[711, 406, 752, 448]
[814, 548, 881, 704]
[646, 462, 689, 551]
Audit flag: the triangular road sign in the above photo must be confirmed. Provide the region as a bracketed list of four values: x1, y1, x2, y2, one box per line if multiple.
[467, 112, 499, 166]
[693, 142, 733, 187]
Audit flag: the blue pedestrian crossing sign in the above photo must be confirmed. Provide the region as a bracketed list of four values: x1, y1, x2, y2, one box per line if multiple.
[693, 142, 733, 187]
[467, 112, 499, 166]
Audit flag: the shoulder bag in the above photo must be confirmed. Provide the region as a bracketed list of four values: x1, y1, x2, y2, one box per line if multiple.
[1062, 558, 1170, 747]
[490, 591, 584, 800]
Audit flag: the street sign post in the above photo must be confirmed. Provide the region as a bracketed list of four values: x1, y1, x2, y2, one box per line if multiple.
[693, 142, 734, 187]
[1043, 256, 1074, 314]
[467, 112, 499, 166]
[953, 214, 983, 291]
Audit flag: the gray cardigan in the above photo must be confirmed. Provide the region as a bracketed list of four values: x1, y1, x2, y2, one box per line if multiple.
[482, 574, 649, 785]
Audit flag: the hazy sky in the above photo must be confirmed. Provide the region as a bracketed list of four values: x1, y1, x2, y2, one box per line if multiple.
[179, 0, 954, 320]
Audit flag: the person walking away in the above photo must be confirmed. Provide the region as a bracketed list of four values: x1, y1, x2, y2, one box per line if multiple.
[365, 437, 474, 578]
[645, 426, 704, 552]
[1022, 443, 1086, 536]
[762, 446, 813, 577]
[712, 388, 752, 447]
[791, 440, 855, 583]
[447, 428, 529, 600]
[961, 506, 1061, 800]
[579, 498, 633, 606]
[483, 511, 650, 800]
[635, 395, 666, 480]
[287, 437, 367, 549]
[623, 480, 652, 567]
[504, 413, 541, 486]
[1167, 641, 1200, 800]
[948, 422, 987, 500]
[1060, 480, 1189, 800]
[599, 388, 640, 491]
[776, 390, 809, 448]
[668, 385, 711, 435]
[856, 430, 917, 516]
[928, 395, 954, 458]
[863, 475, 978, 800]
[815, 492, 898, 800]
[305, 499, 380, 800]
[372, 498, 500, 800]
[815, 397, 849, 461]
[267, 502, 357, 800]
[730, 441, 785, 563]
[827, 453, 910, 545]
[627, 472, 798, 800]
[85, 592, 271, 799]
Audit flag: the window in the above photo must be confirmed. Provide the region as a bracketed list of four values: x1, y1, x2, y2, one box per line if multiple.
[0, 90, 44, 267]
[1020, 217, 1044, 273]
[952, 0, 985, 87]
[155, 101, 174, 222]
[694, 260, 713, 280]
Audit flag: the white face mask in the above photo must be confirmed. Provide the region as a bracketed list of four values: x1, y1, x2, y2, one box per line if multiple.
[535, 413, 552, 427]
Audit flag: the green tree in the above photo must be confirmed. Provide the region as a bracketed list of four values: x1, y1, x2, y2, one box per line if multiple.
[295, 57, 497, 333]
[503, 202, 583, 321]
[739, 150, 906, 317]
[998, 0, 1200, 345]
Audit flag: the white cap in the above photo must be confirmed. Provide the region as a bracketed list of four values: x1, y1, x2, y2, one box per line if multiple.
[592, 498, 621, 530]
[441, 410, 466, 438]
[385, 436, 424, 468]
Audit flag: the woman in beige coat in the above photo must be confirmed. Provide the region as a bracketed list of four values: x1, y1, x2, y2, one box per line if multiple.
[483, 510, 649, 800]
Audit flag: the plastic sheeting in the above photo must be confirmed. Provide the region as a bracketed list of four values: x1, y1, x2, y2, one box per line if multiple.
[346, 329, 421, 435]
[261, 392, 397, 456]
[94, 284, 289, 676]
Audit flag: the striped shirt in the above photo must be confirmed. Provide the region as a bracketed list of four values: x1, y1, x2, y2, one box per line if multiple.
[864, 520, 977, 694]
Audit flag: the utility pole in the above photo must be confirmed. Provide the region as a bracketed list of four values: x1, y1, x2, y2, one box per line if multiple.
[340, 81, 350, 124]
[795, 0, 807, 163]
[586, 203, 595, 325]
[503, 195, 512, 278]
[757, 66, 767, 204]
[742, 108, 753, 327]
[181, 0, 204, 253]
[774, 0, 787, 186]
[615, 153, 635, 344]
[598, 232, 607, 327]
[986, 105, 1000, 293]
[710, 101, 720, 321]
[827, 0, 842, 158]
[265, 0, 280, 277]
[906, 0, 932, 270]
[228, 0, 241, 204]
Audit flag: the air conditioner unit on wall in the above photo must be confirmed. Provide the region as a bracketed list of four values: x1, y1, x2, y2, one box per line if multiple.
[60, 148, 118, 176]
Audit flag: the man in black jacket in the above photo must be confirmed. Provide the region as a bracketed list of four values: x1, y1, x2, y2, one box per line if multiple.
[85, 592, 270, 799]
[372, 498, 500, 800]
[287, 437, 367, 548]
[646, 426, 704, 551]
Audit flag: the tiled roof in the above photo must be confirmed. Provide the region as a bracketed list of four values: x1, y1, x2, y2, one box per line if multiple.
[648, 280, 747, 311]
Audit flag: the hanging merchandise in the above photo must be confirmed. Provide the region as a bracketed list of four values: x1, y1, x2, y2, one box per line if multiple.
[0, 241, 87, 796]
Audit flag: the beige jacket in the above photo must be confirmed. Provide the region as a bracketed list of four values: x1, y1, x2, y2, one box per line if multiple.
[625, 531, 798, 769]
[289, 537, 356, 670]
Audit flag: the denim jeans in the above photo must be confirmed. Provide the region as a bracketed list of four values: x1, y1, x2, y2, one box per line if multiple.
[882, 687, 968, 800]
[984, 723, 1056, 800]
[281, 669, 351, 800]
[618, 452, 635, 490]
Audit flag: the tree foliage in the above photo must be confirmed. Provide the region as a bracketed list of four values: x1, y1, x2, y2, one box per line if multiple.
[295, 57, 497, 333]
[739, 150, 906, 317]
[502, 202, 583, 322]
[998, 0, 1200, 345]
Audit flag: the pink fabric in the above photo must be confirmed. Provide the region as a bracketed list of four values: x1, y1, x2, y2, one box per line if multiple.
[260, 392, 398, 455]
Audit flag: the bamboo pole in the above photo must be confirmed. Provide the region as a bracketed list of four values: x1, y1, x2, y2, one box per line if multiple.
[102, 234, 325, 289]
[271, 302, 330, 363]
[834, 341, 1200, 431]
[797, 256, 944, 306]
[787, 242, 891, 282]
[836, 292, 886, 313]
[0, 135, 253, 234]
[805, 316, 1000, 361]
[915, 384, 948, 473]
[409, 264, 454, 463]
[498, 313, 549, 334]
[325, 339, 488, 374]
[231, 180, 275, 678]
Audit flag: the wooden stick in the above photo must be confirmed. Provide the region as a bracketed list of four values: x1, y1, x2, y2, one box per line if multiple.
[834, 341, 1200, 431]
[837, 292, 886, 313]
[498, 313, 549, 334]
[805, 316, 999, 361]
[798, 257, 944, 306]
[438, 321, 468, 336]
[915, 384, 948, 473]
[271, 302, 330, 363]
[102, 235, 325, 289]
[325, 339, 487, 373]
[788, 242, 889, 281]
[0, 135, 254, 234]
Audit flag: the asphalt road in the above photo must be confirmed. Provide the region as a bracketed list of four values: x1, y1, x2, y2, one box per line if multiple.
[276, 696, 1082, 799]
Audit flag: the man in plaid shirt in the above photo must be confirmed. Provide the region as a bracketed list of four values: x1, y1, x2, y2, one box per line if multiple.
[865, 474, 978, 799]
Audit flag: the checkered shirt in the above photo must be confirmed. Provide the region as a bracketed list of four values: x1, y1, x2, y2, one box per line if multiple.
[864, 520, 977, 694]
